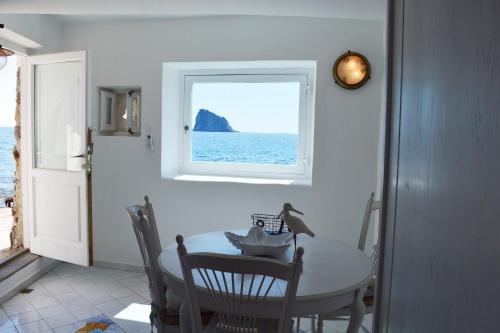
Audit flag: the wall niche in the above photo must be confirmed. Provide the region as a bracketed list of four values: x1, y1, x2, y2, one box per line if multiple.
[98, 87, 141, 136]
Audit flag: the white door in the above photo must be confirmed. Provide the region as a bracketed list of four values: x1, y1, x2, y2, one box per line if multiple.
[26, 51, 90, 266]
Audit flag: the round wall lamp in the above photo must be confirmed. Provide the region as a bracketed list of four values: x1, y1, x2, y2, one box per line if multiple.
[333, 50, 371, 90]
[0, 24, 15, 71]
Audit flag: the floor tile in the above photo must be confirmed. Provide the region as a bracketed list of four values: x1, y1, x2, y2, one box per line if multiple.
[0, 325, 18, 333]
[107, 287, 136, 299]
[95, 300, 124, 314]
[81, 292, 114, 306]
[15, 319, 51, 333]
[68, 305, 101, 321]
[74, 283, 103, 296]
[95, 282, 123, 293]
[61, 298, 92, 311]
[27, 295, 59, 310]
[118, 276, 145, 288]
[117, 294, 147, 307]
[127, 283, 148, 294]
[7, 310, 41, 326]
[36, 304, 68, 318]
[2, 295, 28, 308]
[43, 312, 77, 329]
[0, 309, 12, 325]
[0, 315, 16, 332]
[3, 303, 34, 317]
[53, 324, 78, 333]
[54, 291, 81, 304]
[109, 271, 142, 281]
[36, 273, 59, 284]
[41, 280, 74, 296]
[23, 286, 50, 301]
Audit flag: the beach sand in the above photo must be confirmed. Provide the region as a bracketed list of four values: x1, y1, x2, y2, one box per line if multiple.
[0, 207, 12, 250]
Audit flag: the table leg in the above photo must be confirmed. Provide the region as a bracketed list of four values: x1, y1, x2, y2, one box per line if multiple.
[180, 301, 191, 333]
[346, 287, 367, 333]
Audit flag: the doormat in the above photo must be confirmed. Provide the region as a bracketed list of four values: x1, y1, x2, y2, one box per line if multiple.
[75, 314, 125, 333]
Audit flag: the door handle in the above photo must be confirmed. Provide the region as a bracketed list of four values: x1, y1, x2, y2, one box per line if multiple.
[71, 154, 84, 158]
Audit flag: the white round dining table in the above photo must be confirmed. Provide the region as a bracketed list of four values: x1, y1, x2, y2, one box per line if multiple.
[158, 230, 374, 333]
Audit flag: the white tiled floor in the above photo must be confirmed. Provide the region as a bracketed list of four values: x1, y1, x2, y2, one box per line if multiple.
[0, 263, 372, 333]
[0, 263, 152, 333]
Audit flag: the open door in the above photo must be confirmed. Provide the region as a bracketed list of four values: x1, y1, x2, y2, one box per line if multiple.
[26, 51, 90, 266]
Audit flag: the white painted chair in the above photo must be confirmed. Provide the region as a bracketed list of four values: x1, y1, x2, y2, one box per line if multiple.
[316, 192, 381, 332]
[127, 196, 185, 333]
[176, 234, 304, 333]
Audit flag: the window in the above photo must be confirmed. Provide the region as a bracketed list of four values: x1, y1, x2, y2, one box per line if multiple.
[162, 61, 316, 184]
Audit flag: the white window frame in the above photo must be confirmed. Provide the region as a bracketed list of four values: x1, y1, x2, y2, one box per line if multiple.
[162, 61, 316, 184]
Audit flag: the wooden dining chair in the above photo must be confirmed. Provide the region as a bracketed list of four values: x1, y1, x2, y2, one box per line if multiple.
[316, 192, 381, 332]
[127, 196, 182, 333]
[176, 234, 304, 333]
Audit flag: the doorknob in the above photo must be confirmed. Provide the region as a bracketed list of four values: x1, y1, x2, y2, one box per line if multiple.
[71, 154, 84, 158]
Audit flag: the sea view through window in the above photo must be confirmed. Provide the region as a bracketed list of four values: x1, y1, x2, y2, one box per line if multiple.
[189, 80, 301, 166]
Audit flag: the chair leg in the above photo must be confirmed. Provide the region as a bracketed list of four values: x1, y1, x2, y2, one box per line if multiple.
[317, 317, 324, 333]
[179, 301, 191, 333]
[310, 315, 317, 333]
[149, 310, 155, 333]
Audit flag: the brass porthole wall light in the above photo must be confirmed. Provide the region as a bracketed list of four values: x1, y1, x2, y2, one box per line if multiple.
[333, 50, 371, 90]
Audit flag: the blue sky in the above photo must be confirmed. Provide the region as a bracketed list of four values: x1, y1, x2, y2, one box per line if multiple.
[191, 81, 300, 134]
[0, 56, 16, 127]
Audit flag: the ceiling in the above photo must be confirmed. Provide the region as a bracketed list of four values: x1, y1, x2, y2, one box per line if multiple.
[0, 0, 386, 20]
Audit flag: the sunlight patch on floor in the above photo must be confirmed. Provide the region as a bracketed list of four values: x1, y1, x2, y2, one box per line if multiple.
[113, 303, 151, 324]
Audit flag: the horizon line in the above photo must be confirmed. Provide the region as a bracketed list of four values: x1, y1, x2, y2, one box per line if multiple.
[193, 130, 298, 135]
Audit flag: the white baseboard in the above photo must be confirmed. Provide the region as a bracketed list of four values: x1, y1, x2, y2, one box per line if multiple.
[93, 260, 144, 273]
[0, 257, 60, 304]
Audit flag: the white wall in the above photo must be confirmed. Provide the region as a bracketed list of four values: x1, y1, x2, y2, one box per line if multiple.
[60, 16, 385, 267]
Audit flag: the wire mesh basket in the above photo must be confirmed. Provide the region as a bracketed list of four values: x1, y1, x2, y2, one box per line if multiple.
[251, 213, 290, 235]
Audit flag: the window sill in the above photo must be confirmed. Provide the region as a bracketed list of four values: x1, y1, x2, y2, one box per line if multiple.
[166, 174, 312, 187]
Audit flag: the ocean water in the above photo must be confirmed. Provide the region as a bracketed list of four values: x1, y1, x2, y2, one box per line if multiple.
[0, 127, 15, 207]
[192, 132, 298, 165]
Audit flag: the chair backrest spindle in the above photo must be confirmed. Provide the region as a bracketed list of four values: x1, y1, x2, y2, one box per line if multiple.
[358, 192, 382, 252]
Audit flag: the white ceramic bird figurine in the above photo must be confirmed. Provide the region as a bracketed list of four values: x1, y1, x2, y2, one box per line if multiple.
[283, 203, 315, 254]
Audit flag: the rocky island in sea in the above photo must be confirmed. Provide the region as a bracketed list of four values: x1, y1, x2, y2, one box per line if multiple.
[193, 109, 237, 132]
[190, 109, 297, 165]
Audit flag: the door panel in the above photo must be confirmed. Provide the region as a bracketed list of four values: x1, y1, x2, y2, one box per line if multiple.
[27, 51, 89, 266]
[33, 180, 81, 242]
[379, 0, 500, 332]
[34, 61, 83, 171]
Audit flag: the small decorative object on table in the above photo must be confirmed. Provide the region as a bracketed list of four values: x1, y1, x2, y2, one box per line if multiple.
[251, 212, 290, 235]
[282, 203, 315, 255]
[224, 226, 294, 258]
